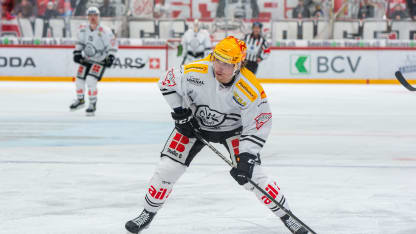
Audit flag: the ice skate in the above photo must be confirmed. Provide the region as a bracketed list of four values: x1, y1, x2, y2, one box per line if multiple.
[280, 214, 308, 234]
[69, 99, 85, 111]
[85, 102, 96, 116]
[125, 209, 156, 234]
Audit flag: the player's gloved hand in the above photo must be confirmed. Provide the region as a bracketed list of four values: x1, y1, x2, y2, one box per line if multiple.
[230, 152, 256, 185]
[73, 50, 84, 64]
[104, 54, 115, 67]
[171, 107, 199, 138]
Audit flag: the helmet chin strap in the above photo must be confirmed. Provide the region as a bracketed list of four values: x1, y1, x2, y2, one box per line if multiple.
[232, 62, 242, 76]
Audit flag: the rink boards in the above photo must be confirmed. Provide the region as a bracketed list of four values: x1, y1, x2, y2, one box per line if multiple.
[1, 45, 416, 84]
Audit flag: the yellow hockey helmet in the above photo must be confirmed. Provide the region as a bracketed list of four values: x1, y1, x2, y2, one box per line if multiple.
[213, 36, 247, 64]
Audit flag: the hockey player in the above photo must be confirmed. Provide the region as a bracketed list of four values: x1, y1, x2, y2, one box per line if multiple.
[180, 19, 212, 65]
[125, 36, 308, 234]
[69, 6, 118, 116]
[242, 21, 270, 75]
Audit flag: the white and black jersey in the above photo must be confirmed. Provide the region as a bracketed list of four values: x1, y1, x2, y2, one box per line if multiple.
[242, 33, 270, 62]
[181, 29, 211, 65]
[75, 24, 118, 64]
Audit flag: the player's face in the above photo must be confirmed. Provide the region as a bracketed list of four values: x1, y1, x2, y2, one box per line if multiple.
[213, 58, 236, 84]
[88, 14, 99, 26]
[253, 26, 261, 36]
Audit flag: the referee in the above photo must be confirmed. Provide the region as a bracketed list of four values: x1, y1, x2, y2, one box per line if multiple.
[242, 22, 270, 74]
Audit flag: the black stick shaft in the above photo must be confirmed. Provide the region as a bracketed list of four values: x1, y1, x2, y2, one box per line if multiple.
[193, 130, 317, 234]
[395, 71, 416, 91]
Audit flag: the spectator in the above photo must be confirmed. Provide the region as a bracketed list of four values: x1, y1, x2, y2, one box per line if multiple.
[1, 0, 14, 18]
[153, 0, 170, 18]
[216, 0, 225, 17]
[72, 0, 88, 16]
[408, 0, 416, 20]
[2, 0, 14, 19]
[13, 0, 35, 18]
[37, 0, 64, 16]
[292, 0, 311, 19]
[358, 0, 375, 19]
[312, 4, 325, 18]
[389, 3, 408, 19]
[216, 0, 259, 19]
[99, 0, 115, 17]
[43, 1, 58, 19]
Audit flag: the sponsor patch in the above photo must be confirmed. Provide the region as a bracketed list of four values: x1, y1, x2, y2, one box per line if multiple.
[89, 63, 104, 77]
[77, 65, 86, 78]
[236, 80, 257, 102]
[161, 68, 176, 87]
[232, 91, 247, 107]
[255, 113, 272, 130]
[187, 76, 204, 86]
[184, 64, 208, 74]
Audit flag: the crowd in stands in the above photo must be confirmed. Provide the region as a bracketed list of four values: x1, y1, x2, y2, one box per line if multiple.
[3, 0, 416, 21]
[1, 0, 118, 19]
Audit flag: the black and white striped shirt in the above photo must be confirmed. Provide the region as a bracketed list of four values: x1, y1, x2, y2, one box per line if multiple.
[242, 33, 270, 62]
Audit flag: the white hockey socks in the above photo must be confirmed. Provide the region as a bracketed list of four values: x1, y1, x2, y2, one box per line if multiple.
[143, 157, 186, 213]
[246, 166, 290, 218]
[86, 76, 98, 104]
[75, 78, 85, 100]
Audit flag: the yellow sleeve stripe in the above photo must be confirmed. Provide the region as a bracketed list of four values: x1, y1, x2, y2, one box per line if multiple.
[240, 67, 267, 99]
[184, 63, 208, 74]
[236, 79, 257, 102]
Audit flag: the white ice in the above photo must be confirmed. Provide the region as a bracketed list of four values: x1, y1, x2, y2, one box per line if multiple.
[0, 82, 415, 234]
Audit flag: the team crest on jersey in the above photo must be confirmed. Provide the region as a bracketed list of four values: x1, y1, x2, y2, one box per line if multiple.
[232, 91, 247, 107]
[161, 68, 176, 87]
[255, 113, 272, 130]
[195, 105, 226, 127]
[187, 76, 204, 86]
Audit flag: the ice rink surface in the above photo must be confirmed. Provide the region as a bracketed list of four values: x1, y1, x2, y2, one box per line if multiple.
[0, 82, 415, 234]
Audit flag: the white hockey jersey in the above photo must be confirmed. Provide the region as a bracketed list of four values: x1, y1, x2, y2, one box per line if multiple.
[181, 29, 211, 59]
[158, 55, 272, 156]
[75, 24, 118, 63]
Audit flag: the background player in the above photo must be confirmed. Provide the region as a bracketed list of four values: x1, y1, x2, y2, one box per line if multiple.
[180, 19, 212, 65]
[125, 36, 308, 234]
[69, 6, 118, 116]
[242, 21, 270, 75]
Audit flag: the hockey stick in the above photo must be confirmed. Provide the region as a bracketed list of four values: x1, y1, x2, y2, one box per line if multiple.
[192, 130, 317, 234]
[395, 71, 416, 91]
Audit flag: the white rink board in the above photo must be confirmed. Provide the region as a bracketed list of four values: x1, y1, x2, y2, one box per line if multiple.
[1, 46, 416, 80]
[257, 49, 416, 79]
[0, 47, 166, 78]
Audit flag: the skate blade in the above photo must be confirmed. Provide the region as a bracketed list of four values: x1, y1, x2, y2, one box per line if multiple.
[69, 104, 85, 112]
[86, 112, 95, 117]
[125, 225, 149, 234]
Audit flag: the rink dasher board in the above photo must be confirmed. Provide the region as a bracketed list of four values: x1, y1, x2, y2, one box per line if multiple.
[0, 45, 416, 84]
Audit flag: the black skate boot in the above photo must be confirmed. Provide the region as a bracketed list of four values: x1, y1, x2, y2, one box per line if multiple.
[281, 214, 308, 234]
[69, 99, 85, 111]
[85, 102, 96, 116]
[125, 209, 156, 234]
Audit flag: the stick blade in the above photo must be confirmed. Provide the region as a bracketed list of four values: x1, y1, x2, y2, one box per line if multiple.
[395, 71, 416, 91]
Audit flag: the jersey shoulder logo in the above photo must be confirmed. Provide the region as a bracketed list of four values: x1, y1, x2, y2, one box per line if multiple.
[232, 91, 247, 107]
[236, 79, 257, 102]
[184, 63, 208, 74]
[161, 68, 176, 87]
[255, 113, 272, 130]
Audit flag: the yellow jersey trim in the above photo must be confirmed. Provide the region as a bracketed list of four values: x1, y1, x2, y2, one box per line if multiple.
[236, 79, 257, 102]
[240, 67, 267, 99]
[184, 63, 209, 74]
